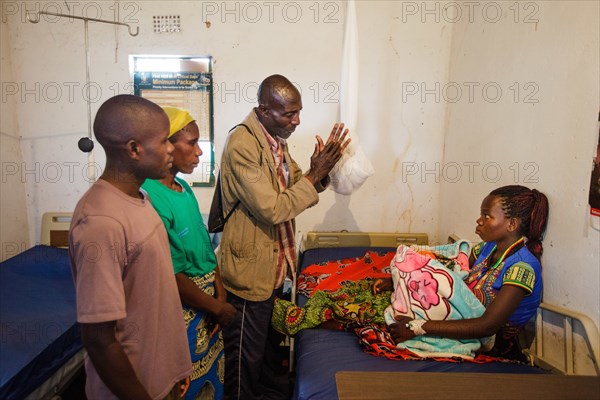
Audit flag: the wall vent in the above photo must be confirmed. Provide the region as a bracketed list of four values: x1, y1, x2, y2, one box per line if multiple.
[153, 15, 181, 33]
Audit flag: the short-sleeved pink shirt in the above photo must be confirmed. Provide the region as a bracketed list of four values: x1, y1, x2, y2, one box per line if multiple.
[69, 180, 192, 400]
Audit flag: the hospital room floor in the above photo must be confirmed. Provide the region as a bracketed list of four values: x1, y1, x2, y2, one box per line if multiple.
[55, 345, 293, 400]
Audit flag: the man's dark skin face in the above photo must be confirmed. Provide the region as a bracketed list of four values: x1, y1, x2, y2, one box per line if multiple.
[253, 75, 351, 187]
[257, 85, 302, 140]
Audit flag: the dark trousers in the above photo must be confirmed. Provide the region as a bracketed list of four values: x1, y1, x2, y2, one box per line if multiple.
[223, 290, 290, 400]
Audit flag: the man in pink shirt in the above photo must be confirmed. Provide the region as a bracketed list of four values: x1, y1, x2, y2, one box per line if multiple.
[69, 95, 192, 399]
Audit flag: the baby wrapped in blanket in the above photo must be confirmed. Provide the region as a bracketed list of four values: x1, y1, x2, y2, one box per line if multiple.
[384, 242, 495, 359]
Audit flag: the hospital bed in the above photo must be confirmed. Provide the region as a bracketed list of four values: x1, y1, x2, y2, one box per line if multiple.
[0, 213, 84, 400]
[292, 232, 600, 400]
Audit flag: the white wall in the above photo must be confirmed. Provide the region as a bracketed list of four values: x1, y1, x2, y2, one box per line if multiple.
[299, 1, 452, 240]
[1, 16, 30, 261]
[439, 1, 600, 327]
[2, 1, 448, 244]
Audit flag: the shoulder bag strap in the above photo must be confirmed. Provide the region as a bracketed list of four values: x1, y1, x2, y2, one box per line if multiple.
[220, 123, 258, 223]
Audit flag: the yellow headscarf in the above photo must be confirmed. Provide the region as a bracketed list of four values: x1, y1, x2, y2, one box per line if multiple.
[162, 106, 195, 138]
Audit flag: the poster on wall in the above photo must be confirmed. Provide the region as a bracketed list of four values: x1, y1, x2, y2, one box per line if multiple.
[134, 71, 215, 186]
[589, 112, 600, 216]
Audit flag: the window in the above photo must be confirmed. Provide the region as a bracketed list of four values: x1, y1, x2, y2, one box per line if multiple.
[131, 55, 215, 186]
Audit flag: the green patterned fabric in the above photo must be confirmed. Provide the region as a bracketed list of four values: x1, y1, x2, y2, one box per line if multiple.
[271, 280, 391, 336]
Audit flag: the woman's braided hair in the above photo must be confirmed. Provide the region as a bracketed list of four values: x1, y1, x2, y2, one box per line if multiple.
[489, 185, 549, 259]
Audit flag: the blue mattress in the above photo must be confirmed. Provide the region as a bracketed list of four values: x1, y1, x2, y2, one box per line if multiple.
[293, 246, 546, 400]
[0, 245, 82, 400]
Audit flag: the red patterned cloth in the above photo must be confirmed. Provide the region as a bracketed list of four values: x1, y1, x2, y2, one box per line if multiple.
[297, 251, 395, 297]
[355, 325, 509, 364]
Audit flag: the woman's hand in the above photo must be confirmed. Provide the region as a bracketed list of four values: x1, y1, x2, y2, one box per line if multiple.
[214, 301, 237, 329]
[389, 316, 416, 344]
[208, 301, 237, 338]
[178, 377, 190, 398]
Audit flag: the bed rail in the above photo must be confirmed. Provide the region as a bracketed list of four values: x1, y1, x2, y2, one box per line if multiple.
[303, 231, 428, 251]
[525, 302, 600, 376]
[40, 212, 72, 248]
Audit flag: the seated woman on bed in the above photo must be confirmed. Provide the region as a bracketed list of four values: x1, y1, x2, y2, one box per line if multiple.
[380, 185, 549, 361]
[272, 185, 548, 362]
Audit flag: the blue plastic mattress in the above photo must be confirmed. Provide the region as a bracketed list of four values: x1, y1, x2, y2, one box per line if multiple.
[0, 245, 82, 400]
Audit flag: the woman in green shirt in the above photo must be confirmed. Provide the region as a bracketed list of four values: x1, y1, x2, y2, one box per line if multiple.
[142, 107, 236, 400]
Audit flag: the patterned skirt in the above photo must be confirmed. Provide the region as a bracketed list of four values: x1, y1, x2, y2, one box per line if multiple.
[182, 271, 225, 400]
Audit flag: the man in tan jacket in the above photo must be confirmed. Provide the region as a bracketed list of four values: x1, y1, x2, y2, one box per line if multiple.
[219, 74, 349, 399]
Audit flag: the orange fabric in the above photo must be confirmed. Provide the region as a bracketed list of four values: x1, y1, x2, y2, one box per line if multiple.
[297, 251, 394, 297]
